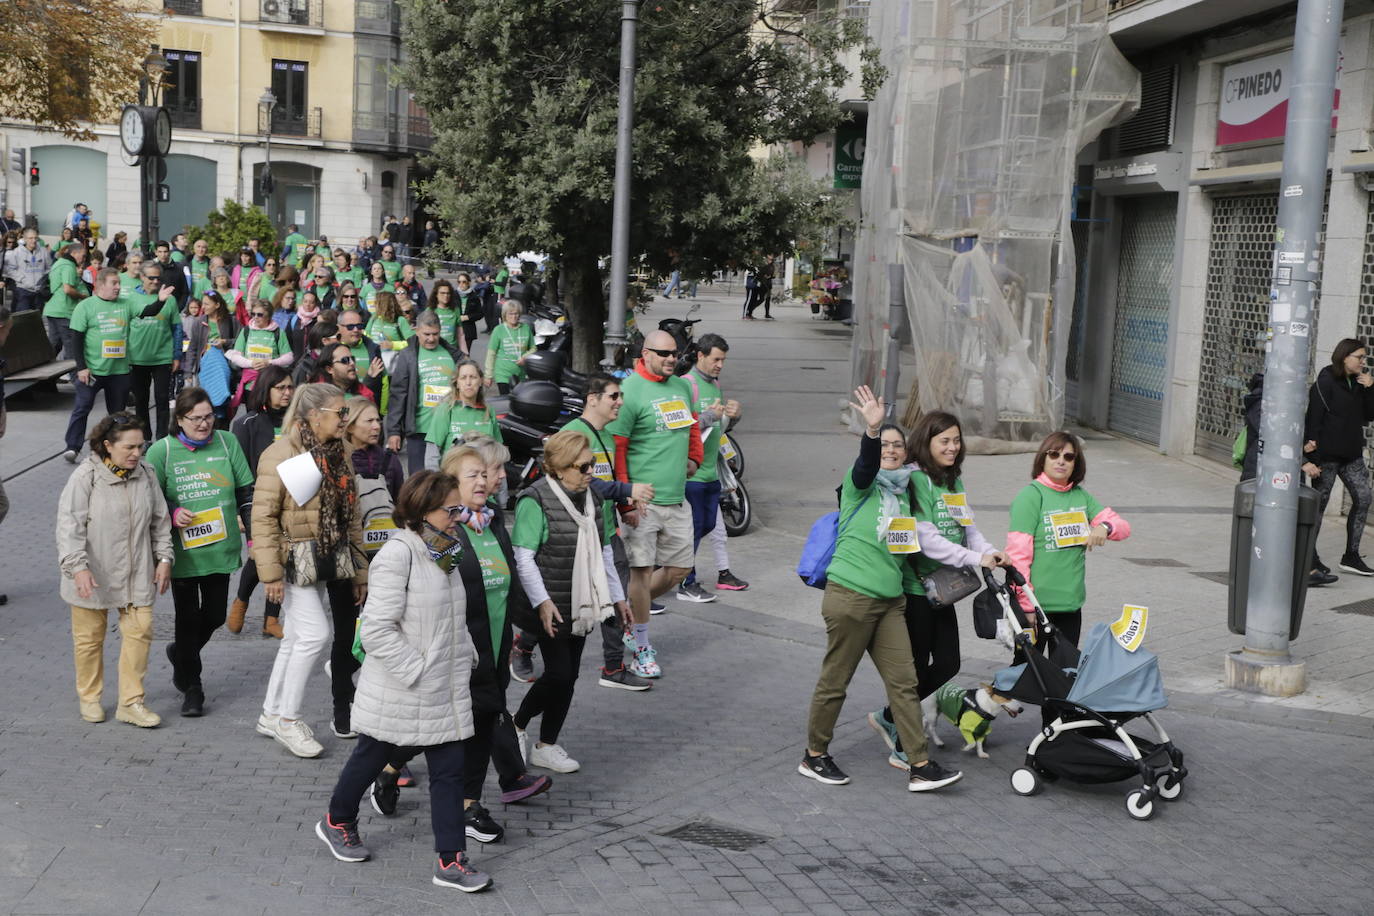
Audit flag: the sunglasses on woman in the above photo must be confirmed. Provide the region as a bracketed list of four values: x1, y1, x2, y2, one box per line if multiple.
[320, 405, 350, 420]
[1046, 449, 1076, 462]
[573, 460, 594, 473]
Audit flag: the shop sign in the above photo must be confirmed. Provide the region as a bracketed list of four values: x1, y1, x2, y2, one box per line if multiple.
[1217, 44, 1342, 146]
[834, 121, 865, 189]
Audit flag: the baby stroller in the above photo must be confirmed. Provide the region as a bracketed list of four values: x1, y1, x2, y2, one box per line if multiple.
[983, 568, 1188, 820]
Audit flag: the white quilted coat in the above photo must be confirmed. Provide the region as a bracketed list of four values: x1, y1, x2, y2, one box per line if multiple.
[350, 529, 475, 746]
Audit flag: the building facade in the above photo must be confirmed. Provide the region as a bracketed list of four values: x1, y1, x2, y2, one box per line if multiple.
[0, 0, 429, 245]
[1070, 0, 1374, 465]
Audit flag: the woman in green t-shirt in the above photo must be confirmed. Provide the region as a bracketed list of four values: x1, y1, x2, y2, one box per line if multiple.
[429, 280, 466, 354]
[868, 409, 1006, 765]
[431, 360, 502, 457]
[484, 301, 534, 394]
[360, 261, 394, 315]
[148, 388, 256, 717]
[800, 387, 965, 793]
[1006, 431, 1130, 647]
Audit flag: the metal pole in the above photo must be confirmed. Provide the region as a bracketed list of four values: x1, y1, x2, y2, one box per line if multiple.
[602, 0, 640, 370]
[149, 157, 160, 251]
[140, 157, 152, 255]
[883, 263, 905, 419]
[1244, 0, 1343, 666]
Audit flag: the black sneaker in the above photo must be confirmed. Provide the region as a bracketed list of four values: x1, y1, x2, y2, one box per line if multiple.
[464, 801, 504, 843]
[716, 569, 750, 591]
[433, 852, 492, 893]
[1313, 555, 1331, 575]
[510, 647, 536, 683]
[1309, 570, 1338, 587]
[180, 686, 204, 717]
[1340, 553, 1374, 576]
[598, 665, 653, 691]
[370, 768, 400, 817]
[908, 758, 963, 792]
[315, 816, 371, 862]
[797, 752, 851, 785]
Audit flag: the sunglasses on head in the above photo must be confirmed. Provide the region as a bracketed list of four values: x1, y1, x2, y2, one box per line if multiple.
[1047, 449, 1077, 462]
[645, 347, 677, 358]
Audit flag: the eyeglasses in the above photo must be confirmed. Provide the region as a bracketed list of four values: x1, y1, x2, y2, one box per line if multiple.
[183, 413, 215, 425]
[597, 391, 623, 401]
[271, 382, 295, 392]
[251, 311, 270, 319]
[879, 439, 906, 450]
[1046, 449, 1077, 462]
[333, 354, 355, 364]
[342, 322, 365, 330]
[443, 504, 466, 517]
[341, 294, 358, 300]
[320, 405, 350, 420]
[645, 347, 677, 358]
[573, 461, 595, 474]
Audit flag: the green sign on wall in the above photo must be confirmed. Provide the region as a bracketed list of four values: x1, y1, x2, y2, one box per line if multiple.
[834, 121, 865, 189]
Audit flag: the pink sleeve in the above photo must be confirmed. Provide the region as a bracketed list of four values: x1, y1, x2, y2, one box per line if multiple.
[270, 352, 294, 367]
[1092, 507, 1131, 540]
[226, 350, 251, 369]
[1005, 530, 1036, 613]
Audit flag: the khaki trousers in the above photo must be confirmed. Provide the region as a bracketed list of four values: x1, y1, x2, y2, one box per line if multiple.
[806, 582, 929, 762]
[71, 605, 153, 706]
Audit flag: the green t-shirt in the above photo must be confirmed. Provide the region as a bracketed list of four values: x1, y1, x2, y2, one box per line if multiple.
[336, 267, 364, 289]
[380, 260, 402, 283]
[127, 291, 180, 366]
[43, 258, 87, 319]
[468, 525, 512, 659]
[148, 431, 255, 578]
[365, 315, 413, 344]
[493, 268, 509, 295]
[360, 282, 392, 313]
[70, 294, 135, 376]
[487, 322, 533, 385]
[414, 345, 456, 429]
[188, 257, 212, 286]
[431, 401, 502, 449]
[234, 325, 289, 361]
[825, 466, 916, 600]
[170, 249, 187, 264]
[512, 490, 616, 554]
[909, 472, 974, 595]
[119, 272, 141, 293]
[1008, 481, 1105, 613]
[604, 370, 696, 505]
[190, 276, 213, 302]
[686, 368, 723, 484]
[283, 233, 308, 267]
[566, 416, 617, 484]
[433, 307, 461, 347]
[256, 278, 278, 306]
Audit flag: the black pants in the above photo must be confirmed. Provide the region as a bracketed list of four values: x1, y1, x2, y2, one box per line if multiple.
[235, 557, 281, 620]
[514, 633, 585, 745]
[497, 382, 512, 395]
[65, 372, 132, 452]
[461, 707, 529, 801]
[169, 573, 230, 688]
[328, 735, 466, 853]
[327, 579, 361, 725]
[405, 433, 428, 476]
[884, 594, 960, 753]
[131, 363, 173, 441]
[462, 320, 479, 352]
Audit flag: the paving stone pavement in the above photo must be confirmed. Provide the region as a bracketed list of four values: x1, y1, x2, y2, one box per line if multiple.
[3, 296, 1372, 913]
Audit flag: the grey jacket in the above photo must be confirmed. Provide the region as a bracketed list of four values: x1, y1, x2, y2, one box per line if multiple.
[383, 338, 462, 440]
[351, 528, 475, 746]
[3, 244, 50, 292]
[56, 455, 174, 609]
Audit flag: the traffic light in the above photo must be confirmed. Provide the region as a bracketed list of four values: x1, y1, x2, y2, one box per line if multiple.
[28, 163, 39, 186]
[8, 148, 25, 175]
[260, 168, 275, 196]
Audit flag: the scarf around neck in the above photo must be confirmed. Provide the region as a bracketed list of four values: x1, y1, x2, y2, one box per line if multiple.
[176, 430, 214, 450]
[298, 422, 355, 551]
[545, 478, 614, 636]
[103, 456, 133, 479]
[421, 522, 463, 572]
[874, 466, 914, 543]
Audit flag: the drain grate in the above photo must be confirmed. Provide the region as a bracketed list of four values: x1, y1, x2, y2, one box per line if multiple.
[658, 821, 771, 851]
[1332, 598, 1374, 617]
[1125, 558, 1189, 568]
[1190, 571, 1230, 585]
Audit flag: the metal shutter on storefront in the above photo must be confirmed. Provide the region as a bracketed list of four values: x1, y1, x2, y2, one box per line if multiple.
[1108, 195, 1177, 445]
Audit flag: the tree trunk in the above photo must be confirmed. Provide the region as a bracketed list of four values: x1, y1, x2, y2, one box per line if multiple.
[563, 250, 607, 373]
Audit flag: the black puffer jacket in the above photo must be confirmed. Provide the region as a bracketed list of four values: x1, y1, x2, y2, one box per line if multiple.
[1304, 365, 1374, 464]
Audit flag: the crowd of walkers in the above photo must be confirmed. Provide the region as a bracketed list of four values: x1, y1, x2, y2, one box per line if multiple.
[50, 248, 750, 892]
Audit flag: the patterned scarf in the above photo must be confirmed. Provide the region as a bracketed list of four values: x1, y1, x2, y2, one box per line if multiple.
[454, 504, 495, 534]
[102, 456, 133, 479]
[420, 522, 463, 572]
[298, 422, 356, 551]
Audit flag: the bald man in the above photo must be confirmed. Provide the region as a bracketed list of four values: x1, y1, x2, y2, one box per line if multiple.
[604, 330, 704, 679]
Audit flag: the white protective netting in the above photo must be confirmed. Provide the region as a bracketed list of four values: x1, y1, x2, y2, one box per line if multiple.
[851, 0, 1140, 442]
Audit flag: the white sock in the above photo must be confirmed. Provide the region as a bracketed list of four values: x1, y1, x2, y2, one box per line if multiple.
[632, 623, 650, 650]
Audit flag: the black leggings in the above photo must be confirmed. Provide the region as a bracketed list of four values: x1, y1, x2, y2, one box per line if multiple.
[235, 556, 281, 620]
[169, 573, 230, 688]
[883, 594, 961, 752]
[1313, 457, 1373, 555]
[514, 633, 586, 745]
[326, 579, 361, 723]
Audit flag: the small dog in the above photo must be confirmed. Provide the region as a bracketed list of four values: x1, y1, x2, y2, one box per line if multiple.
[922, 681, 1023, 759]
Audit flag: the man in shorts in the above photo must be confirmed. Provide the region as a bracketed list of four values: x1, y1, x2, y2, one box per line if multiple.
[606, 330, 704, 679]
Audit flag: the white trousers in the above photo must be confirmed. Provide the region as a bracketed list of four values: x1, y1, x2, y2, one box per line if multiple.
[262, 581, 331, 720]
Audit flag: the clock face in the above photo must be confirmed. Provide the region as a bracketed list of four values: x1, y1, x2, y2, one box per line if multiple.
[154, 108, 172, 156]
[120, 107, 145, 156]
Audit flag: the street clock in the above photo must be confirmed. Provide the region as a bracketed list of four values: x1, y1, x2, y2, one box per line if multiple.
[120, 105, 172, 158]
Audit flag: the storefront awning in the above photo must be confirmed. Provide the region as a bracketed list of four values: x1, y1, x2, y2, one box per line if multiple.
[1189, 161, 1283, 188]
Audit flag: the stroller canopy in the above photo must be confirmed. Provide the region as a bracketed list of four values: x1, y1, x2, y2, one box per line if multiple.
[1065, 624, 1168, 713]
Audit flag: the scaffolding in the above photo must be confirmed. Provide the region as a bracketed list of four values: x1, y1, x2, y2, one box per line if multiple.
[852, 0, 1139, 441]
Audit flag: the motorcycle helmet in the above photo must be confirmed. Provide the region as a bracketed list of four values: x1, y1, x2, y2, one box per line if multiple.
[509, 380, 564, 425]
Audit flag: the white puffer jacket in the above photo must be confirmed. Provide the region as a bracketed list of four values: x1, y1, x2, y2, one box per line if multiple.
[350, 528, 475, 746]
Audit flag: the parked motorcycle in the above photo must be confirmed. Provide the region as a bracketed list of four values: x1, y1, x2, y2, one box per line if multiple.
[493, 380, 574, 510]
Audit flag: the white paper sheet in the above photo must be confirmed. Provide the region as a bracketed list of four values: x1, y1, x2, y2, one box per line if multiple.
[278, 450, 323, 506]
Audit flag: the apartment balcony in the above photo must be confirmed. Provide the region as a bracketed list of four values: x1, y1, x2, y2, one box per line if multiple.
[164, 0, 203, 15]
[259, 0, 324, 33]
[1109, 0, 1294, 51]
[166, 105, 201, 131]
[352, 112, 433, 154]
[355, 0, 401, 35]
[262, 106, 323, 140]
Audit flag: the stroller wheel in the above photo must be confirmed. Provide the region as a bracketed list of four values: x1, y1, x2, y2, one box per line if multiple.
[1010, 767, 1043, 797]
[1156, 773, 1184, 801]
[1125, 789, 1155, 821]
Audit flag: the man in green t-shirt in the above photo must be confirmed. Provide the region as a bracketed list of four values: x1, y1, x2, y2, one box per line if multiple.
[378, 245, 402, 283]
[281, 225, 308, 268]
[604, 330, 705, 679]
[337, 309, 386, 401]
[63, 268, 173, 461]
[187, 238, 212, 289]
[384, 309, 461, 474]
[127, 262, 182, 440]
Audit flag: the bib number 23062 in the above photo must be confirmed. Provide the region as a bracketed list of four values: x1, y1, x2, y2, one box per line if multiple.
[1050, 510, 1089, 548]
[886, 517, 920, 554]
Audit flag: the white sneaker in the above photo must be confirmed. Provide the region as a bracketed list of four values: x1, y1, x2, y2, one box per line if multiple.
[256, 712, 279, 737]
[515, 727, 528, 765]
[63, 449, 78, 464]
[529, 742, 580, 773]
[274, 718, 324, 758]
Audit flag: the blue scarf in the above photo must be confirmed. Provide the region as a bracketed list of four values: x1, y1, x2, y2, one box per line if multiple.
[176, 430, 214, 451]
[874, 467, 914, 542]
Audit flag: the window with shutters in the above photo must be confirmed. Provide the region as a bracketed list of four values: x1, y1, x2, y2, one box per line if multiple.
[271, 60, 308, 136]
[163, 50, 201, 130]
[1113, 64, 1176, 157]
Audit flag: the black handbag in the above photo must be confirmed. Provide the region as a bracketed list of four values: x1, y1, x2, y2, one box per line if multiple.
[972, 587, 1002, 638]
[921, 565, 981, 608]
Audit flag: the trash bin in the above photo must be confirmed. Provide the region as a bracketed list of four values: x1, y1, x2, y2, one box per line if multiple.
[1228, 478, 1318, 640]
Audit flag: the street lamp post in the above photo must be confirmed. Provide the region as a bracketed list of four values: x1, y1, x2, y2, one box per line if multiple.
[140, 46, 167, 255]
[602, 0, 641, 370]
[259, 89, 277, 207]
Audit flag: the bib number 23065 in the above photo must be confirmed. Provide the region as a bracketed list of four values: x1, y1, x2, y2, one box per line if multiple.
[886, 517, 920, 554]
[654, 399, 694, 430]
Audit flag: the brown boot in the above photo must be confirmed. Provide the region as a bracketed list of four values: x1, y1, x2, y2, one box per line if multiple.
[262, 616, 284, 639]
[227, 598, 248, 634]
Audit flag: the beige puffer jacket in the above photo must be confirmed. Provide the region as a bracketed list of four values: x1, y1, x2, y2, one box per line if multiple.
[250, 436, 367, 586]
[56, 455, 174, 609]
[350, 529, 475, 746]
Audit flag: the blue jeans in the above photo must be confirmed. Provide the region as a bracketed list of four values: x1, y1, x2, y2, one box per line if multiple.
[683, 479, 722, 585]
[65, 372, 132, 452]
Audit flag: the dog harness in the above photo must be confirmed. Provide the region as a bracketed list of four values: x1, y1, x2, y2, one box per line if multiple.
[934, 682, 994, 742]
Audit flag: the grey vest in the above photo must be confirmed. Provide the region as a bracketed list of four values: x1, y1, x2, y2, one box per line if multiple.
[525, 477, 603, 635]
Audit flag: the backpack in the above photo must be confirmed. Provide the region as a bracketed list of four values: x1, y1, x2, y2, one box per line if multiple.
[1231, 425, 1247, 470]
[797, 493, 869, 589]
[357, 452, 399, 558]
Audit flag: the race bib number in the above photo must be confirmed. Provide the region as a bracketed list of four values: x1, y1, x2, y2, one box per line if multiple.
[654, 399, 694, 430]
[1111, 605, 1148, 652]
[885, 517, 920, 554]
[422, 384, 450, 408]
[363, 517, 398, 553]
[101, 339, 126, 359]
[247, 343, 273, 359]
[1049, 510, 1090, 548]
[182, 339, 191, 353]
[940, 492, 973, 526]
[179, 507, 227, 549]
[720, 438, 737, 460]
[592, 450, 613, 482]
